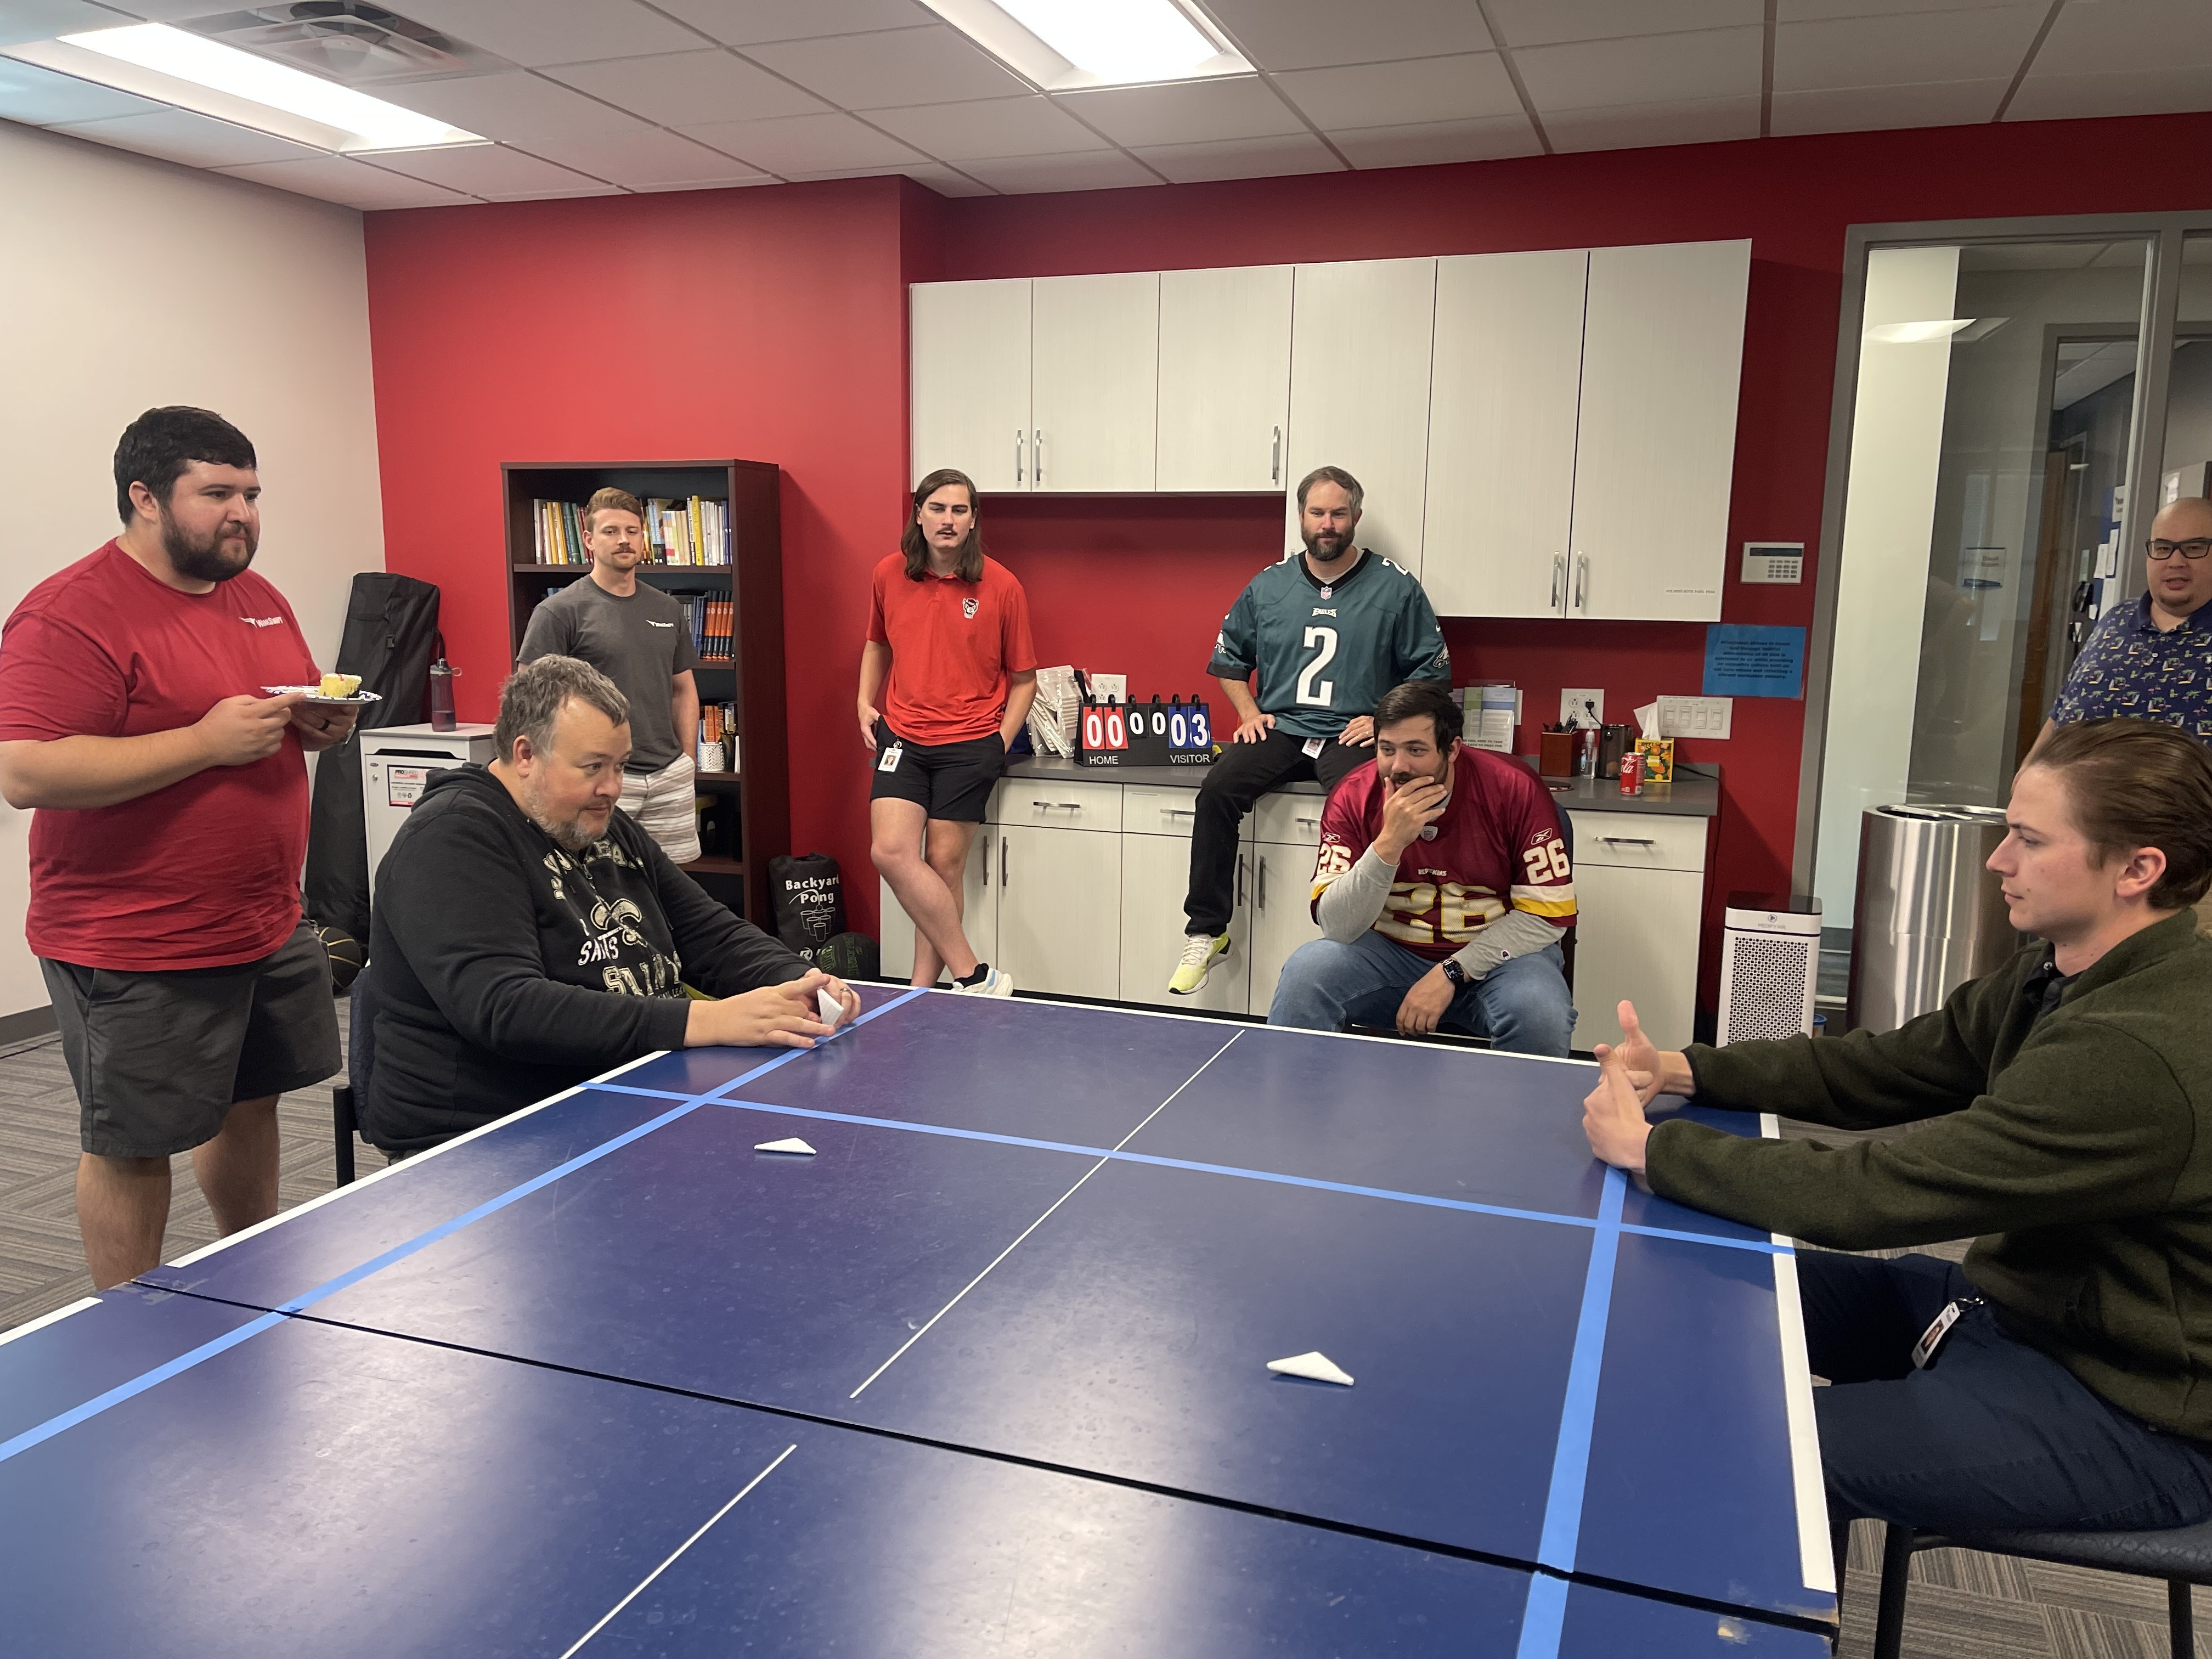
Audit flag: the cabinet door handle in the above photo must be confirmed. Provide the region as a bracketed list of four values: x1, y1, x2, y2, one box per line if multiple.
[1550, 552, 1565, 612]
[1237, 853, 1246, 908]
[1015, 428, 1024, 485]
[1295, 815, 1319, 828]
[1034, 428, 1044, 486]
[1597, 836, 1657, 846]
[1031, 799, 1080, 811]
[981, 836, 990, 882]
[1271, 425, 1282, 484]
[1000, 835, 1008, 887]
[1257, 854, 1268, 912]
[1573, 552, 1589, 613]
[1163, 807, 1195, 820]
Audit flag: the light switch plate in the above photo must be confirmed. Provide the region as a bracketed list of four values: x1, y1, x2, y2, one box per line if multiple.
[1559, 687, 1604, 727]
[1657, 694, 1733, 740]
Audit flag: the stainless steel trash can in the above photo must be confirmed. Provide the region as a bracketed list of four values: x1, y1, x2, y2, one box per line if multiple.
[1847, 805, 2018, 1035]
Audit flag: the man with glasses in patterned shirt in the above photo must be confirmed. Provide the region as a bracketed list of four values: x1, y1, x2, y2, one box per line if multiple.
[2041, 493, 2212, 930]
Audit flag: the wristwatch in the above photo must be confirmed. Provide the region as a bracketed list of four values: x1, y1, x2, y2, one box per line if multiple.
[1440, 958, 1469, 989]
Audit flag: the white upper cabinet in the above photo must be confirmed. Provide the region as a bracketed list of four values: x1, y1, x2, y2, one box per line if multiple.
[1284, 257, 1437, 574]
[911, 278, 1032, 493]
[1156, 264, 1293, 493]
[1567, 240, 1751, 622]
[1422, 249, 1590, 620]
[1032, 272, 1159, 493]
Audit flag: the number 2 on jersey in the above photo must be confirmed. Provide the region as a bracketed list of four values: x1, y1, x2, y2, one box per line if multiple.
[1295, 626, 1339, 707]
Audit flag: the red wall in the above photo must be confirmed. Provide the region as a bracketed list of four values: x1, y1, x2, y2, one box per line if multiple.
[365, 113, 2212, 1019]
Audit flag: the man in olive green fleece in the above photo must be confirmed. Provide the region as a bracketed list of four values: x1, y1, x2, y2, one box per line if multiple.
[1584, 718, 2212, 1537]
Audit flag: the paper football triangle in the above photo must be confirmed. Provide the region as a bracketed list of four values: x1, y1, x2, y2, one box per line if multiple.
[1266, 1350, 1354, 1386]
[754, 1137, 816, 1155]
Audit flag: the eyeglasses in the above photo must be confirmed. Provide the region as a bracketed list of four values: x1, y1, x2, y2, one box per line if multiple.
[2145, 539, 2212, 560]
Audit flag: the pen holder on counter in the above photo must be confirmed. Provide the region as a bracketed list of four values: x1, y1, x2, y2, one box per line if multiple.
[1538, 729, 1576, 778]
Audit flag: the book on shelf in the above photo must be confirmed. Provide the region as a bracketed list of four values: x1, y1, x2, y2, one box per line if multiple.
[697, 701, 740, 772]
[530, 494, 730, 566]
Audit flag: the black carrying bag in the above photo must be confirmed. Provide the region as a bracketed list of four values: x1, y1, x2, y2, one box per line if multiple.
[303, 574, 443, 943]
[768, 852, 845, 965]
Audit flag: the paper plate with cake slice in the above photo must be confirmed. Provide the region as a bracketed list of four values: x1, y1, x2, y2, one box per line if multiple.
[263, 674, 384, 706]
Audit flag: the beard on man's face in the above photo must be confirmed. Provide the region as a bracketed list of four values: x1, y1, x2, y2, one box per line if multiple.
[522, 771, 608, 853]
[160, 503, 256, 583]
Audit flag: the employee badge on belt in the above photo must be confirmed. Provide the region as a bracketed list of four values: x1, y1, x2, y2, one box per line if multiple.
[877, 742, 904, 773]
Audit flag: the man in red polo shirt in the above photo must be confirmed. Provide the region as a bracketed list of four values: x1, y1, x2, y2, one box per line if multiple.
[857, 468, 1036, 995]
[0, 407, 356, 1287]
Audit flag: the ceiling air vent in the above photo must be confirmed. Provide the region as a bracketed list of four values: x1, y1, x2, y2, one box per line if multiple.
[178, 3, 510, 85]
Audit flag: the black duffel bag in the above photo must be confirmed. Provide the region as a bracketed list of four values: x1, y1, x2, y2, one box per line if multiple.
[768, 852, 845, 966]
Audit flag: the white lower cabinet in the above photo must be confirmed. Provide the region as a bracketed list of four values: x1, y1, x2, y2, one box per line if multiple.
[1565, 810, 1709, 1053]
[878, 829, 995, 984]
[994, 822, 1122, 1002]
[1120, 823, 1249, 1013]
[1247, 842, 1323, 1018]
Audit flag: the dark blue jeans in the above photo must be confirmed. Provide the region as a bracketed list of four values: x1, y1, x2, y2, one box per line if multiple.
[1803, 1251, 2212, 1532]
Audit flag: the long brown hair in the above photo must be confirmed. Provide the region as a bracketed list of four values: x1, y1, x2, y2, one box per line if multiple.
[900, 468, 984, 582]
[2029, 717, 2212, 908]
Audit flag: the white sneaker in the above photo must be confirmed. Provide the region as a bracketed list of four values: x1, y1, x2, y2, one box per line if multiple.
[957, 965, 1015, 997]
[1169, 932, 1229, 996]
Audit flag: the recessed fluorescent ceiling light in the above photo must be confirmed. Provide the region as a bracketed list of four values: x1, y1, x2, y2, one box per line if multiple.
[1865, 319, 1977, 344]
[918, 0, 1250, 91]
[42, 22, 479, 151]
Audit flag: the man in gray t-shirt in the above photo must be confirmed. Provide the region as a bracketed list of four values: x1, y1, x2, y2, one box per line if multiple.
[518, 487, 702, 862]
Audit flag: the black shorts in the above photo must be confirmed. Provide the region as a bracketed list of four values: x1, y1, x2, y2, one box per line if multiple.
[42, 919, 342, 1158]
[867, 719, 1005, 823]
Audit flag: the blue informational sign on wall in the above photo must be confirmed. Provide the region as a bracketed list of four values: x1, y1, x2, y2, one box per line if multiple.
[1703, 624, 1807, 698]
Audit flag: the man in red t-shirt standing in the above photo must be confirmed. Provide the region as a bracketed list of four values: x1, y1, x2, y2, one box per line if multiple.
[858, 469, 1036, 995]
[0, 407, 355, 1287]
[1268, 680, 1577, 1055]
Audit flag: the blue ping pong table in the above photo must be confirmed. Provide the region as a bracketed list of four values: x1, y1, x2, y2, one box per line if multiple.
[0, 985, 1836, 1656]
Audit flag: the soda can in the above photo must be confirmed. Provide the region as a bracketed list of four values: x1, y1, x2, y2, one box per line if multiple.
[1618, 751, 1644, 795]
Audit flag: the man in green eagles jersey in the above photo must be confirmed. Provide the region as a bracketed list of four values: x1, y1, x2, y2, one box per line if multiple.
[1171, 466, 1451, 997]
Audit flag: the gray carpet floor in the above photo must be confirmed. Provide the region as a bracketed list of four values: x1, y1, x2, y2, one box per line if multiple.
[0, 1009, 2203, 1656]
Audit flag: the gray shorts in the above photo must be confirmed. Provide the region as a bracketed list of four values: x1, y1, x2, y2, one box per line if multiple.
[42, 919, 342, 1159]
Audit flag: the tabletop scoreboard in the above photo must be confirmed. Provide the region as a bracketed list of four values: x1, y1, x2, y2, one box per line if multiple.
[1079, 695, 1216, 767]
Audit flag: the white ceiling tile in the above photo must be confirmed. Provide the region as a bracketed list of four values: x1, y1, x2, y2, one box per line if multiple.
[540, 49, 826, 125]
[1543, 93, 1763, 151]
[373, 72, 650, 140]
[1130, 132, 1345, 184]
[0, 56, 161, 123]
[777, 159, 995, 194]
[1053, 77, 1305, 146]
[518, 127, 772, 188]
[648, 0, 934, 47]
[1770, 77, 2010, 132]
[1515, 27, 1764, 111]
[0, 0, 124, 49]
[1774, 5, 2050, 93]
[676, 109, 928, 173]
[869, 94, 1107, 160]
[368, 141, 614, 198]
[2004, 66, 2212, 122]
[213, 154, 476, 210]
[2033, 0, 2212, 76]
[1273, 53, 1522, 130]
[1329, 114, 1544, 168]
[743, 24, 1030, 110]
[1486, 0, 1762, 48]
[1201, 0, 1494, 72]
[1778, 0, 2018, 16]
[47, 106, 326, 168]
[957, 149, 1161, 193]
[369, 0, 706, 69]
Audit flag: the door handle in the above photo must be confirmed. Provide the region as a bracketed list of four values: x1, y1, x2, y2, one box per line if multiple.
[1596, 836, 1657, 846]
[1257, 854, 1268, 912]
[981, 836, 990, 882]
[1573, 552, 1588, 613]
[1237, 853, 1246, 908]
[1015, 428, 1024, 485]
[1034, 428, 1043, 486]
[1271, 425, 1282, 484]
[1550, 552, 1565, 613]
[1000, 835, 1008, 887]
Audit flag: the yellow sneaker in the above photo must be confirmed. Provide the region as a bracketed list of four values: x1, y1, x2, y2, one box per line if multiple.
[1169, 932, 1229, 996]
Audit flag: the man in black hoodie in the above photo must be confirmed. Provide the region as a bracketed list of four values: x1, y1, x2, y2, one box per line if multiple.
[363, 656, 857, 1155]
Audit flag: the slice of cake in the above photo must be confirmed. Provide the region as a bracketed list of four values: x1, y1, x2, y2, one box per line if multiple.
[319, 672, 363, 698]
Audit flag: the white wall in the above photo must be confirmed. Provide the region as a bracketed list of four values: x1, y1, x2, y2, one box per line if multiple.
[1812, 245, 1960, 924]
[0, 121, 384, 1018]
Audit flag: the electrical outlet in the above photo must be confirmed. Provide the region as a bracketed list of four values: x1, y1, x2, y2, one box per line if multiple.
[1559, 687, 1604, 728]
[1656, 694, 1733, 739]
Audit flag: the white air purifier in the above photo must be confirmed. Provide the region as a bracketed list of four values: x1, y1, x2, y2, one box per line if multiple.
[1717, 892, 1823, 1045]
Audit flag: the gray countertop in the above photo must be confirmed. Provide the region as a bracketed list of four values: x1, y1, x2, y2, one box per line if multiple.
[1004, 755, 1720, 819]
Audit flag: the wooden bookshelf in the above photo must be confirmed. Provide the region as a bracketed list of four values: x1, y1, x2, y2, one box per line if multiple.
[501, 459, 788, 925]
